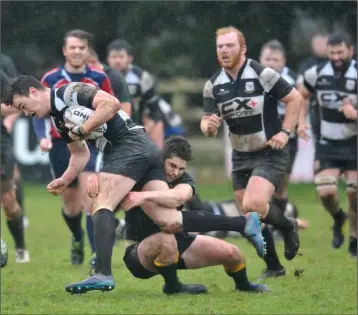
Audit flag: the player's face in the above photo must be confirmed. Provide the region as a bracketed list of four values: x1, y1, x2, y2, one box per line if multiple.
[311, 35, 328, 58]
[327, 43, 353, 69]
[63, 37, 89, 69]
[216, 32, 244, 70]
[107, 49, 133, 73]
[260, 48, 286, 73]
[12, 88, 49, 118]
[164, 156, 187, 183]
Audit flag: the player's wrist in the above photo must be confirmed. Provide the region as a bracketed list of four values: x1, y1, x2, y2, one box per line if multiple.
[281, 128, 291, 137]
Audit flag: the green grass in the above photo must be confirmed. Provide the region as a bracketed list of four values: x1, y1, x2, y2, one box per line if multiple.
[1, 182, 357, 314]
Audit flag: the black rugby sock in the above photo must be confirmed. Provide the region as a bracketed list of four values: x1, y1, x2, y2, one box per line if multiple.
[86, 213, 95, 253]
[7, 214, 25, 249]
[262, 226, 283, 270]
[154, 255, 181, 292]
[92, 209, 116, 276]
[225, 264, 251, 290]
[62, 209, 83, 242]
[182, 211, 246, 234]
[15, 175, 25, 211]
[262, 203, 293, 235]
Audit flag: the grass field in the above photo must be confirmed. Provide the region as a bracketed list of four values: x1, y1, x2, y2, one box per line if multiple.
[1, 182, 357, 314]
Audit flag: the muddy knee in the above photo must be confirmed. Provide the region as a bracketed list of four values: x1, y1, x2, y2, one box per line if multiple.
[314, 176, 338, 198]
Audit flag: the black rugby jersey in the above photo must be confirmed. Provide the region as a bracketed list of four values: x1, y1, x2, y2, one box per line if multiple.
[125, 171, 196, 242]
[203, 58, 293, 152]
[123, 64, 162, 124]
[49, 82, 143, 144]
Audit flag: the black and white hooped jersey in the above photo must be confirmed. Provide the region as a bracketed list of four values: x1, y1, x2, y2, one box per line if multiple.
[203, 58, 293, 152]
[303, 59, 357, 142]
[49, 82, 143, 144]
[124, 64, 162, 124]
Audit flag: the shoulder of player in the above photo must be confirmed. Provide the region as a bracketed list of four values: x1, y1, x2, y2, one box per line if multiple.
[130, 64, 147, 78]
[41, 67, 61, 83]
[87, 67, 110, 81]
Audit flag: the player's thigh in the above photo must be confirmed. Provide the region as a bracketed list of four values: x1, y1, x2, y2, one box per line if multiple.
[92, 172, 136, 212]
[243, 176, 275, 212]
[181, 235, 239, 269]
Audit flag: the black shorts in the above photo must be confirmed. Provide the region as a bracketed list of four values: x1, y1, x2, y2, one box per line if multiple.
[0, 138, 15, 181]
[314, 158, 357, 174]
[49, 138, 98, 187]
[287, 137, 298, 173]
[231, 145, 289, 191]
[123, 233, 197, 279]
[102, 129, 166, 188]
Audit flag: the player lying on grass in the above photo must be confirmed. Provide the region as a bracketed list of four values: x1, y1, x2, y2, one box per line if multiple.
[87, 136, 270, 294]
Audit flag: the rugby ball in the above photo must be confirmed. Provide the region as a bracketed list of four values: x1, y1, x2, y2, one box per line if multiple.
[63, 106, 107, 140]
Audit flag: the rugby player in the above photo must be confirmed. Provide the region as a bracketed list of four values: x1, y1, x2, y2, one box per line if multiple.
[1, 70, 29, 263]
[200, 26, 302, 261]
[297, 32, 357, 256]
[88, 136, 269, 294]
[106, 39, 165, 148]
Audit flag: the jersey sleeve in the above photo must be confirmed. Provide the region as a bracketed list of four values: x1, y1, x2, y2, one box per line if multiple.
[259, 67, 293, 100]
[60, 82, 100, 109]
[179, 172, 196, 195]
[303, 65, 318, 93]
[203, 80, 218, 114]
[140, 71, 162, 122]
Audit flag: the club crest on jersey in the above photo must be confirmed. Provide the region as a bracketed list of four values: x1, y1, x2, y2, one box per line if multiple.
[244, 82, 254, 93]
[345, 79, 355, 91]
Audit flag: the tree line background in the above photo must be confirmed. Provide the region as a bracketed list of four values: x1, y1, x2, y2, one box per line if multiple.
[2, 1, 357, 80]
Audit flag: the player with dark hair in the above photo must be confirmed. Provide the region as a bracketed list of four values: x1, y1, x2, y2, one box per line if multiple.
[4, 75, 266, 294]
[201, 26, 302, 261]
[0, 70, 29, 263]
[87, 136, 269, 294]
[106, 39, 165, 148]
[32, 29, 115, 266]
[298, 32, 357, 256]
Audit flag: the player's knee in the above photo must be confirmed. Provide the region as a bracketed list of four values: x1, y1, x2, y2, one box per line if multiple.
[224, 244, 242, 264]
[2, 191, 20, 219]
[314, 175, 338, 197]
[242, 198, 266, 214]
[159, 233, 177, 255]
[346, 180, 357, 199]
[63, 188, 82, 214]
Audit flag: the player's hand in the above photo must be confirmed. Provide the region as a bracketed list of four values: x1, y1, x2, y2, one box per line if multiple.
[121, 192, 145, 211]
[65, 124, 89, 141]
[207, 114, 222, 134]
[297, 121, 311, 141]
[3, 116, 16, 133]
[47, 177, 69, 196]
[87, 173, 99, 198]
[267, 131, 289, 150]
[339, 101, 357, 120]
[39, 138, 53, 152]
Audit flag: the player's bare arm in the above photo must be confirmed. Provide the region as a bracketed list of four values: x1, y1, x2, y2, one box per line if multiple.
[296, 84, 312, 140]
[81, 89, 121, 135]
[47, 140, 90, 195]
[280, 88, 302, 133]
[121, 184, 193, 210]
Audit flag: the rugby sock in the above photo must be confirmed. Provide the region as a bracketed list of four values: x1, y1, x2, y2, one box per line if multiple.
[62, 209, 83, 242]
[86, 213, 96, 253]
[262, 226, 284, 270]
[320, 195, 340, 218]
[262, 202, 293, 235]
[225, 263, 251, 290]
[154, 253, 181, 292]
[92, 208, 116, 276]
[7, 214, 25, 249]
[272, 196, 288, 214]
[332, 208, 346, 221]
[14, 175, 24, 211]
[181, 211, 246, 234]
